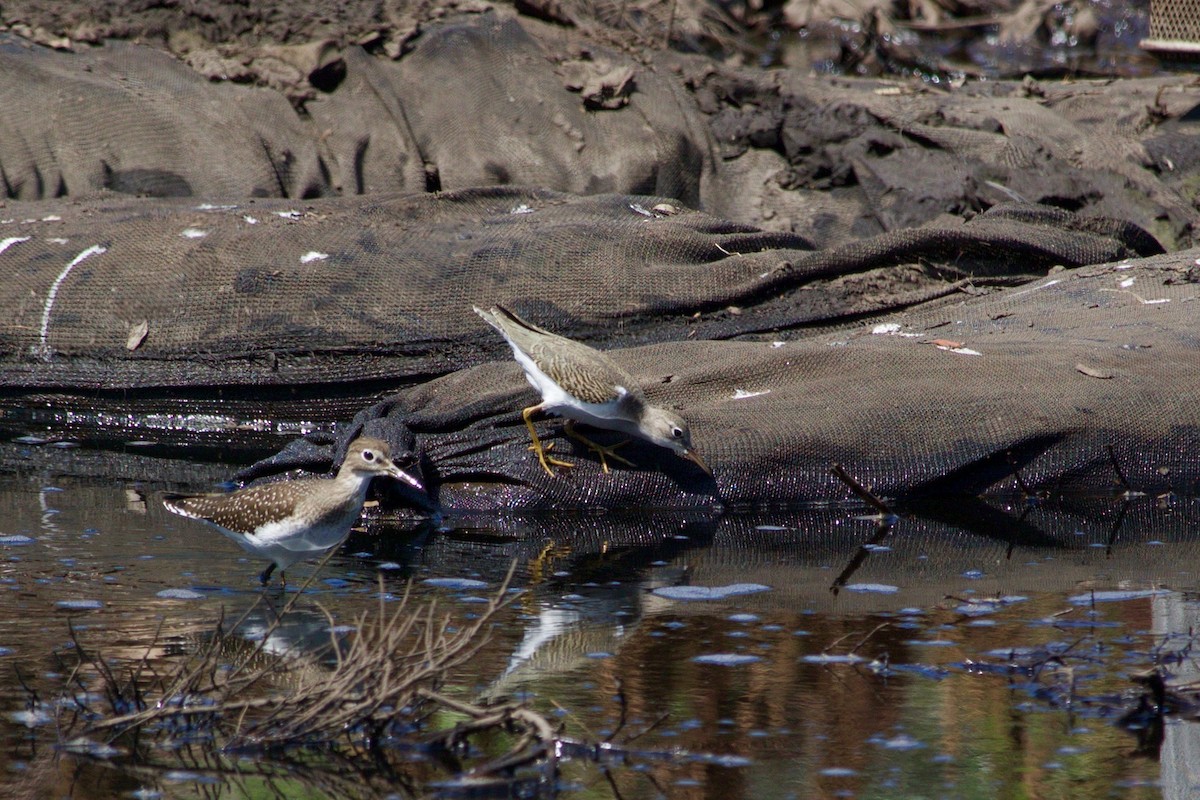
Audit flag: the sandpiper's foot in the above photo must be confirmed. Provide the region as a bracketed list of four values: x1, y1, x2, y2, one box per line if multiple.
[259, 563, 276, 586]
[529, 440, 575, 477]
[529, 540, 572, 583]
[522, 404, 573, 477]
[565, 421, 635, 474]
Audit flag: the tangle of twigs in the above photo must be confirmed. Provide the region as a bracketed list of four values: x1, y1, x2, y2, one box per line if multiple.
[51, 562, 562, 780]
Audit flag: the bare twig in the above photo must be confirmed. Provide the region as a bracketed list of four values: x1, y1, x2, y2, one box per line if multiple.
[415, 684, 561, 777]
[847, 623, 891, 656]
[1005, 449, 1037, 498]
[830, 464, 894, 517]
[1106, 444, 1132, 491]
[622, 711, 670, 744]
[607, 677, 627, 743]
[75, 562, 524, 759]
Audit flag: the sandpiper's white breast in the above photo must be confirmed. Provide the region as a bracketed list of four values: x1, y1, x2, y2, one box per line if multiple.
[510, 342, 631, 421]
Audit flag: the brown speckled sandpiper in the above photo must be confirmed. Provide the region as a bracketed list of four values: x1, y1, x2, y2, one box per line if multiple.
[162, 436, 422, 585]
[474, 304, 709, 477]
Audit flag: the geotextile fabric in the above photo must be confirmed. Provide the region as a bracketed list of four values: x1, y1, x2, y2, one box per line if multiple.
[2, 188, 1156, 393]
[0, 5, 1197, 512]
[250, 244, 1198, 511]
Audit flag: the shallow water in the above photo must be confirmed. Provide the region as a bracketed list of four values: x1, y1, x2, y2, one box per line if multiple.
[0, 468, 1196, 798]
[757, 0, 1159, 80]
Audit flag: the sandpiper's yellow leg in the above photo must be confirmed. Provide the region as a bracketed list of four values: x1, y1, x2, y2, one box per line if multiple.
[564, 420, 635, 474]
[528, 540, 572, 584]
[523, 405, 573, 476]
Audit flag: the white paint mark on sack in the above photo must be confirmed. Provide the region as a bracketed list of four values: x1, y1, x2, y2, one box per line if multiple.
[1099, 288, 1171, 305]
[243, 216, 258, 224]
[940, 346, 982, 356]
[181, 228, 208, 239]
[732, 388, 770, 400]
[300, 252, 329, 264]
[37, 245, 107, 361]
[871, 323, 921, 338]
[1007, 278, 1061, 298]
[276, 210, 302, 220]
[0, 236, 30, 255]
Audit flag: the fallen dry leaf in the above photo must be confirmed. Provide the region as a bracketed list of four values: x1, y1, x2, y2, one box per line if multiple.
[1075, 363, 1113, 379]
[126, 320, 149, 351]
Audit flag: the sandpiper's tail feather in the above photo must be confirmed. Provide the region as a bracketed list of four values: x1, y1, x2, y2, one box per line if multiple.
[474, 304, 556, 338]
[493, 303, 557, 336]
[472, 304, 501, 333]
[162, 492, 205, 519]
[163, 492, 236, 524]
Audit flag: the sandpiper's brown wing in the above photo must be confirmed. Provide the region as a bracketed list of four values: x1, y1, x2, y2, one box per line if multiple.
[534, 339, 639, 405]
[476, 304, 640, 405]
[163, 481, 310, 536]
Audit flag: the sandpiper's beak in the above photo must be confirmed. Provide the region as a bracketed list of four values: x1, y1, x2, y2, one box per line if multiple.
[386, 462, 424, 491]
[681, 448, 712, 476]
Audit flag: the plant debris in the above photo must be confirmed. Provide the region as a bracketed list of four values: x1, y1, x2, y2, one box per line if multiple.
[45, 563, 574, 786]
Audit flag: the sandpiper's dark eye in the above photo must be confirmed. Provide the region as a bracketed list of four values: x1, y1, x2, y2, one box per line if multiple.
[672, 427, 684, 438]
[363, 449, 376, 462]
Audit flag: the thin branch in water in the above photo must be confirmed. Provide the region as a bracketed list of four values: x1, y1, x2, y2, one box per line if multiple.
[1005, 449, 1038, 498]
[621, 711, 670, 744]
[607, 677, 627, 743]
[1106, 443, 1132, 491]
[847, 622, 891, 656]
[51, 558, 562, 792]
[830, 463, 894, 518]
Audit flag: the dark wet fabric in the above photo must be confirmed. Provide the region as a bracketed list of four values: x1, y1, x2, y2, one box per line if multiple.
[1, 189, 1156, 393]
[237, 244, 1198, 510]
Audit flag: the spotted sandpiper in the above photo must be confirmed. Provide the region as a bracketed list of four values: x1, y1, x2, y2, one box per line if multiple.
[474, 304, 709, 477]
[162, 436, 423, 585]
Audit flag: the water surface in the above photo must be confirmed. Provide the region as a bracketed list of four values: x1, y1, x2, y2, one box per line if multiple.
[0, 471, 1194, 798]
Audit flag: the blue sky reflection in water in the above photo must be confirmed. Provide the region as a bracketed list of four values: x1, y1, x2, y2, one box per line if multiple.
[0, 473, 1192, 798]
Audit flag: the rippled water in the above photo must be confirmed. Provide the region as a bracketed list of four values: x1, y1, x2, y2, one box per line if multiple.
[757, 0, 1158, 80]
[0, 468, 1195, 798]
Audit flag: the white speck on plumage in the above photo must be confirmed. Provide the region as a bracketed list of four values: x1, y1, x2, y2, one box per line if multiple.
[162, 436, 422, 585]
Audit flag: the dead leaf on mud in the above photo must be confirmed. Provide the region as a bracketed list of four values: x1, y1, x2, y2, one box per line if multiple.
[1075, 363, 1113, 379]
[126, 320, 149, 351]
[930, 338, 982, 356]
[560, 58, 636, 109]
